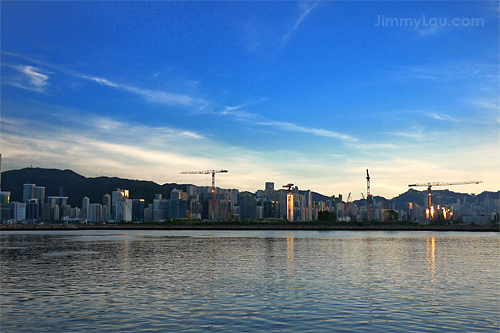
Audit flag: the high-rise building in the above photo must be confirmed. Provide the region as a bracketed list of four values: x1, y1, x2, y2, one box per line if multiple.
[81, 197, 90, 219]
[305, 190, 312, 221]
[171, 188, 180, 200]
[1, 191, 11, 221]
[41, 203, 51, 221]
[23, 184, 35, 203]
[27, 198, 39, 221]
[132, 199, 145, 221]
[11, 202, 26, 222]
[286, 193, 294, 221]
[116, 199, 132, 222]
[169, 199, 187, 219]
[112, 189, 129, 220]
[47, 196, 68, 207]
[89, 203, 102, 223]
[52, 205, 60, 221]
[34, 186, 45, 204]
[239, 194, 257, 219]
[265, 182, 274, 193]
[61, 205, 72, 220]
[103, 194, 111, 221]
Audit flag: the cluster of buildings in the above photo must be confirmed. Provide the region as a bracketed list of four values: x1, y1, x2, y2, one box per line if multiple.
[1, 182, 316, 223]
[0, 179, 498, 226]
[403, 193, 500, 224]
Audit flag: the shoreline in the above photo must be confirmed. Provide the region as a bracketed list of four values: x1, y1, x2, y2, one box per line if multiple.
[1, 223, 498, 232]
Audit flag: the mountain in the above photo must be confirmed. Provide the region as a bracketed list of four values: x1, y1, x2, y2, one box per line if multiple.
[1, 167, 191, 207]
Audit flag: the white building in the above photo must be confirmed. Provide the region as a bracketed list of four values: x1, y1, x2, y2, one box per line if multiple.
[89, 203, 102, 223]
[116, 199, 132, 222]
[81, 197, 90, 219]
[11, 202, 26, 222]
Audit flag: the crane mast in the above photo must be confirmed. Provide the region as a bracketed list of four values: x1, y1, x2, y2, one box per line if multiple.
[346, 192, 352, 222]
[366, 169, 371, 221]
[181, 169, 228, 219]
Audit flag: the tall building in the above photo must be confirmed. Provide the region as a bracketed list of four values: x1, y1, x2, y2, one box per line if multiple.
[41, 203, 51, 221]
[89, 203, 102, 223]
[305, 190, 312, 221]
[23, 184, 35, 203]
[112, 189, 129, 220]
[61, 205, 72, 220]
[169, 199, 187, 219]
[52, 204, 60, 221]
[103, 194, 111, 221]
[265, 182, 274, 193]
[34, 186, 45, 204]
[239, 194, 257, 219]
[11, 202, 26, 222]
[0, 191, 11, 221]
[81, 197, 90, 219]
[171, 188, 180, 200]
[27, 198, 39, 221]
[132, 199, 145, 221]
[116, 199, 132, 222]
[280, 192, 295, 221]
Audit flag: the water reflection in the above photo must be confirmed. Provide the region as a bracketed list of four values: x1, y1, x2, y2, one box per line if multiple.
[427, 237, 436, 284]
[286, 237, 294, 277]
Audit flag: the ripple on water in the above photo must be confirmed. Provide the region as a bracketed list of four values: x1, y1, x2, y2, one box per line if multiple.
[0, 231, 498, 332]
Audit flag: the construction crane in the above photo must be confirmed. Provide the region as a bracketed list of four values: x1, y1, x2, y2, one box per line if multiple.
[408, 180, 483, 218]
[366, 169, 372, 221]
[283, 183, 294, 193]
[181, 170, 228, 219]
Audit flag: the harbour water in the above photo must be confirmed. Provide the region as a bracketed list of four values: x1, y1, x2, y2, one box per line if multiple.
[1, 230, 498, 332]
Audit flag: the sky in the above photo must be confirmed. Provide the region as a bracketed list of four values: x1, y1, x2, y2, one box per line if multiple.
[1, 1, 499, 200]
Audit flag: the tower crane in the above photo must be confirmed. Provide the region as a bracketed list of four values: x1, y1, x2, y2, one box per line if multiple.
[181, 170, 228, 219]
[408, 180, 482, 216]
[283, 183, 294, 193]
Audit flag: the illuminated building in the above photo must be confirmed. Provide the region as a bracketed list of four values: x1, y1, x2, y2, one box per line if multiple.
[1, 191, 11, 221]
[112, 189, 129, 220]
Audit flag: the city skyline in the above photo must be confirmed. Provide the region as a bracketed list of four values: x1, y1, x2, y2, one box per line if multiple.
[1, 1, 499, 200]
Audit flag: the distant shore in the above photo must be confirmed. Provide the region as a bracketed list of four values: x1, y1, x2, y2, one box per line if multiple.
[1, 223, 498, 232]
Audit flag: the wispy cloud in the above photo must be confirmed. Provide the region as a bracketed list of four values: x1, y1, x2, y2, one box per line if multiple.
[394, 63, 498, 82]
[8, 65, 51, 92]
[220, 108, 259, 119]
[280, 2, 318, 48]
[391, 132, 422, 139]
[2, 52, 202, 107]
[218, 99, 267, 119]
[470, 98, 500, 110]
[257, 120, 354, 141]
[416, 25, 447, 38]
[76, 74, 197, 106]
[427, 112, 459, 122]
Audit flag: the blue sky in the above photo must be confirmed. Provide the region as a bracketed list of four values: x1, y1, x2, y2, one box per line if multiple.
[1, 1, 499, 199]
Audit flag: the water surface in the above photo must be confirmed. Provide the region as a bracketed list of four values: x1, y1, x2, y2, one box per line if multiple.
[1, 230, 498, 332]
